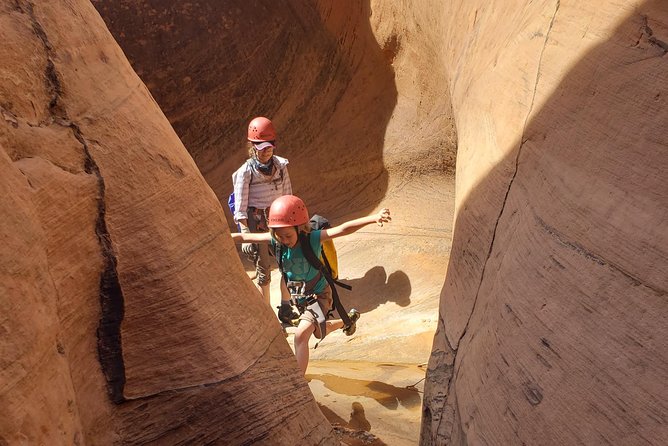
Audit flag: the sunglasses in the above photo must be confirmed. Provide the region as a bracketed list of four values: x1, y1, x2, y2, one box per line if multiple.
[254, 141, 276, 151]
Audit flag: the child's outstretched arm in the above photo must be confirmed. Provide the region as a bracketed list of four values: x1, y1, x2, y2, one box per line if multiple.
[321, 208, 391, 241]
[231, 232, 272, 244]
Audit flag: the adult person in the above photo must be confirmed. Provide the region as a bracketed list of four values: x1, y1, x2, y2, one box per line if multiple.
[232, 116, 297, 323]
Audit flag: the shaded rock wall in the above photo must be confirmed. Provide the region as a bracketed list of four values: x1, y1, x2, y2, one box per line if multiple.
[92, 0, 456, 220]
[422, 0, 668, 444]
[91, 0, 394, 217]
[1, 1, 336, 444]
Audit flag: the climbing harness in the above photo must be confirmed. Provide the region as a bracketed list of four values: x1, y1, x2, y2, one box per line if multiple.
[276, 231, 355, 333]
[286, 280, 327, 338]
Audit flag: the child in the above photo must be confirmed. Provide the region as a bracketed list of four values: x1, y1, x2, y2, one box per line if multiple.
[231, 195, 392, 374]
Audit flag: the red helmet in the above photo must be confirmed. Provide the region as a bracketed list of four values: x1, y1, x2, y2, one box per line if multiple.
[268, 195, 309, 228]
[247, 116, 276, 142]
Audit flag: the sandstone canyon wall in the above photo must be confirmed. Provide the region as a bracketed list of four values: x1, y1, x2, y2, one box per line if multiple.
[422, 0, 667, 445]
[0, 1, 337, 444]
[2, 0, 667, 445]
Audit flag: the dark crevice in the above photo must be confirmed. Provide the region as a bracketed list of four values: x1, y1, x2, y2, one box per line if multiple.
[45, 59, 65, 116]
[20, 0, 127, 404]
[433, 359, 457, 443]
[72, 123, 127, 404]
[420, 317, 457, 444]
[18, 0, 66, 120]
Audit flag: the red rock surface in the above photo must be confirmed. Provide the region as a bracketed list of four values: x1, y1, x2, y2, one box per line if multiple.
[421, 1, 668, 445]
[1, 1, 337, 444]
[3, 0, 667, 445]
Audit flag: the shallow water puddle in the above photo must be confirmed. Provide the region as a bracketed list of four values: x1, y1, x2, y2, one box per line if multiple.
[306, 360, 426, 445]
[306, 372, 422, 410]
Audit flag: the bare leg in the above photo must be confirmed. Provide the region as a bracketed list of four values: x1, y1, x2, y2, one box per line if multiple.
[326, 319, 344, 332]
[293, 318, 347, 374]
[294, 320, 315, 374]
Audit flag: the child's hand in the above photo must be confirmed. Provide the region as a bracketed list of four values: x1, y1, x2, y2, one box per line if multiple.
[376, 208, 391, 226]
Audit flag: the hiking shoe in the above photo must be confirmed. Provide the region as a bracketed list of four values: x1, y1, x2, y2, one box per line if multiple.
[277, 304, 300, 326]
[343, 309, 360, 336]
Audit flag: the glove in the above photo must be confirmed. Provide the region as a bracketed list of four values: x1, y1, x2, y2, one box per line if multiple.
[277, 302, 300, 326]
[242, 243, 258, 260]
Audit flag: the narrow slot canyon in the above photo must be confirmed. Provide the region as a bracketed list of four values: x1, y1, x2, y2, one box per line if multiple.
[1, 1, 666, 445]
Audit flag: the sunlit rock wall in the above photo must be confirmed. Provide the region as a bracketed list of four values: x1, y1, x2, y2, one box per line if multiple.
[423, 0, 667, 444]
[0, 1, 337, 444]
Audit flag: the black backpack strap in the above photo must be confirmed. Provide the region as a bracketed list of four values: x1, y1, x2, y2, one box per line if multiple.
[320, 250, 352, 290]
[298, 232, 352, 327]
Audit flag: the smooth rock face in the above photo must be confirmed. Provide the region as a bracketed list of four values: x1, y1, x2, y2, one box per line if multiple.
[1, 1, 336, 445]
[422, 0, 668, 444]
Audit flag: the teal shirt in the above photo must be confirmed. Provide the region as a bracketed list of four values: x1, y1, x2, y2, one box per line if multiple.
[273, 230, 327, 294]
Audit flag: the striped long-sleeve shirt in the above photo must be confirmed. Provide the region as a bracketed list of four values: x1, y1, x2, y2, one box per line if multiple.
[232, 155, 292, 222]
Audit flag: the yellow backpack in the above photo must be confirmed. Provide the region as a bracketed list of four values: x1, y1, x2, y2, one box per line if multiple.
[310, 215, 339, 279]
[321, 239, 339, 279]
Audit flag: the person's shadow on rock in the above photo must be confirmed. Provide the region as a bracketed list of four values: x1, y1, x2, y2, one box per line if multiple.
[337, 266, 411, 314]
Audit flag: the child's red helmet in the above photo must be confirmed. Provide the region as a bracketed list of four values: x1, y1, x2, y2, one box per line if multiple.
[247, 116, 276, 142]
[268, 195, 309, 228]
